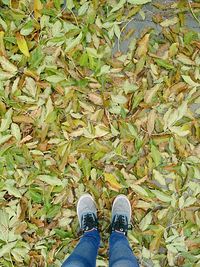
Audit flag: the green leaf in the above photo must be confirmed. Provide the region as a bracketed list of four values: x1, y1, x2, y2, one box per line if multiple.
[0, 134, 12, 145]
[152, 190, 172, 202]
[55, 229, 73, 238]
[38, 175, 63, 186]
[54, 0, 61, 9]
[133, 184, 149, 196]
[82, 158, 92, 177]
[110, 0, 126, 13]
[79, 52, 89, 67]
[184, 31, 198, 45]
[132, 91, 144, 109]
[29, 188, 43, 203]
[139, 212, 152, 231]
[66, 0, 74, 10]
[0, 108, 12, 132]
[29, 47, 44, 69]
[160, 17, 179, 27]
[154, 58, 174, 70]
[153, 170, 166, 186]
[20, 20, 34, 36]
[113, 24, 121, 39]
[181, 75, 199, 87]
[78, 2, 89, 16]
[65, 32, 83, 52]
[46, 204, 61, 218]
[0, 242, 17, 258]
[46, 74, 66, 83]
[127, 0, 151, 4]
[151, 143, 162, 166]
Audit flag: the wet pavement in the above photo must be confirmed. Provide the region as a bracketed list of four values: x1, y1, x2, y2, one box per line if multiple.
[114, 0, 200, 53]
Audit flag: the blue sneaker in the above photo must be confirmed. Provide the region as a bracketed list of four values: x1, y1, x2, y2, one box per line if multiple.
[77, 194, 98, 232]
[111, 194, 132, 236]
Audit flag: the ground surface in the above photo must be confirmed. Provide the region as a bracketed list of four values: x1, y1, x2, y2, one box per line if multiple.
[0, 0, 200, 266]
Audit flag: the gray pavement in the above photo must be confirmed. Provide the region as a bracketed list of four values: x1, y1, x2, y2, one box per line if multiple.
[114, 0, 200, 53]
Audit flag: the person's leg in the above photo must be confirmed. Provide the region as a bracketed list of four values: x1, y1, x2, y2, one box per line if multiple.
[62, 194, 100, 267]
[109, 195, 140, 267]
[109, 232, 139, 267]
[62, 229, 100, 267]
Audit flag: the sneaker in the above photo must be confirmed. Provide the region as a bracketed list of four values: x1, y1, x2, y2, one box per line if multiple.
[77, 194, 98, 232]
[111, 194, 132, 236]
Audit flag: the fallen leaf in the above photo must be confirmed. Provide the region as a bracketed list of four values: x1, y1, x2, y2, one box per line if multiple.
[34, 0, 43, 19]
[139, 212, 152, 231]
[37, 175, 63, 186]
[88, 93, 103, 105]
[128, 0, 152, 4]
[0, 31, 6, 56]
[104, 173, 122, 191]
[16, 32, 30, 57]
[0, 56, 17, 74]
[155, 58, 174, 70]
[147, 109, 156, 135]
[135, 33, 150, 58]
[160, 17, 179, 27]
[182, 75, 199, 87]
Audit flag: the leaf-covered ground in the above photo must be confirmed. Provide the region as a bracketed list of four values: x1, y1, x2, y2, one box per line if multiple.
[0, 0, 200, 266]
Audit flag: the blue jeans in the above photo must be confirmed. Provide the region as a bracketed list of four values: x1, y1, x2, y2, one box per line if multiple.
[62, 230, 139, 267]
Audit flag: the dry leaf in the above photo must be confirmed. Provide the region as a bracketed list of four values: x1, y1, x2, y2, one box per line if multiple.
[34, 0, 43, 19]
[104, 173, 122, 191]
[144, 84, 160, 104]
[147, 109, 156, 135]
[0, 56, 17, 73]
[88, 93, 103, 105]
[135, 33, 150, 58]
[0, 31, 6, 56]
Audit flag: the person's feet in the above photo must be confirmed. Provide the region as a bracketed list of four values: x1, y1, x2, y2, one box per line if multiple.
[111, 194, 132, 236]
[77, 194, 98, 232]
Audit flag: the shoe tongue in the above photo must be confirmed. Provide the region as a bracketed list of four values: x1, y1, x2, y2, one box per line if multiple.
[112, 214, 128, 234]
[81, 213, 97, 232]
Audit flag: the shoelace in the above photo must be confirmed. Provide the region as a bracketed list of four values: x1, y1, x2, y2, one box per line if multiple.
[115, 215, 127, 232]
[82, 213, 97, 232]
[112, 214, 132, 235]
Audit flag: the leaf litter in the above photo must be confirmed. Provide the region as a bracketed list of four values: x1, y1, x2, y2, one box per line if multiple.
[0, 0, 200, 266]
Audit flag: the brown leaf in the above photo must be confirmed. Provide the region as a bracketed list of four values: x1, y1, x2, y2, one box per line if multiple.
[34, 0, 43, 19]
[150, 228, 163, 252]
[19, 135, 33, 145]
[18, 197, 28, 221]
[144, 84, 160, 104]
[30, 217, 44, 227]
[13, 115, 34, 124]
[15, 222, 27, 234]
[135, 33, 150, 58]
[147, 110, 156, 135]
[88, 93, 103, 105]
[0, 31, 6, 56]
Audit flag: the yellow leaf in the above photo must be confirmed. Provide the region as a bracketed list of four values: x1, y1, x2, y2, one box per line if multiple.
[34, 0, 43, 20]
[0, 31, 6, 56]
[150, 226, 164, 252]
[16, 33, 30, 57]
[104, 173, 122, 192]
[135, 33, 150, 58]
